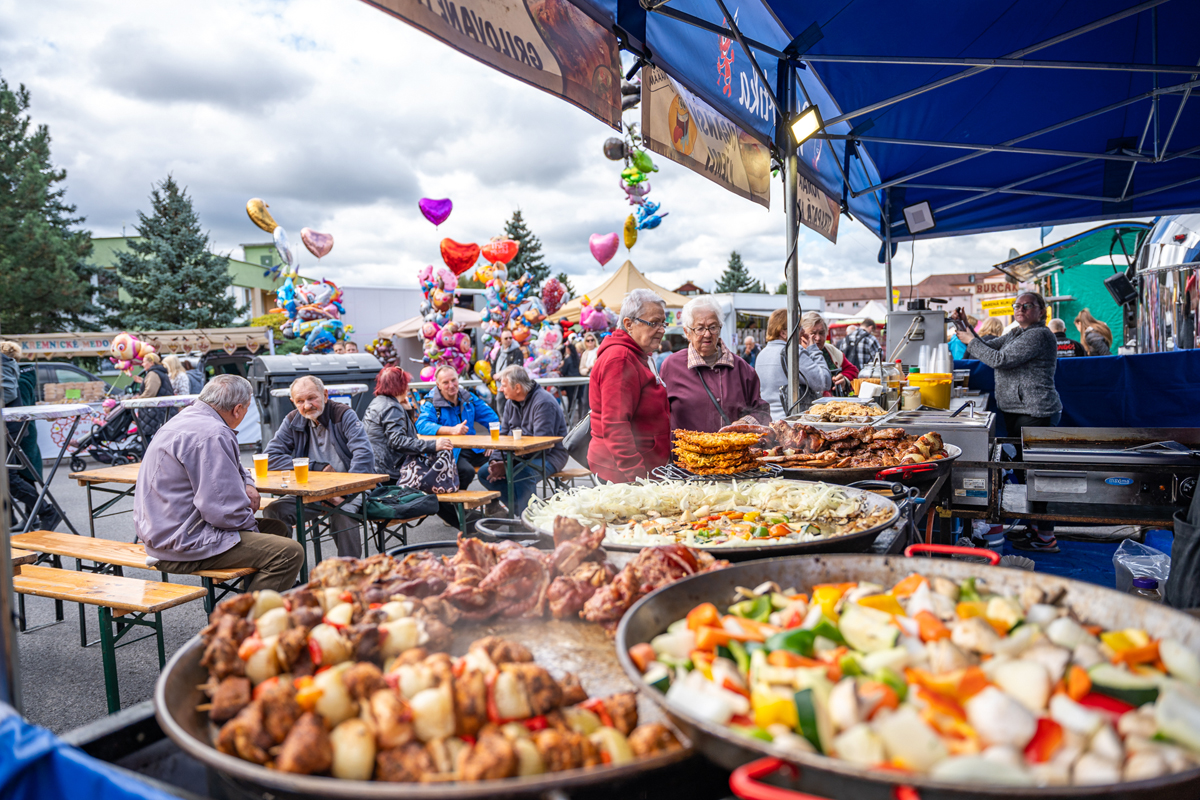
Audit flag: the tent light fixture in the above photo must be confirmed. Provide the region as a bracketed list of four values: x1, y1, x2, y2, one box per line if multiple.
[790, 105, 823, 144]
[903, 201, 936, 234]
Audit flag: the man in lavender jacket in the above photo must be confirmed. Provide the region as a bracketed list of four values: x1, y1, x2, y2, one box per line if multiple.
[134, 375, 304, 593]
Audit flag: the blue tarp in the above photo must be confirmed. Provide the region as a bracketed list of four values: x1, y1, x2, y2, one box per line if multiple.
[0, 706, 179, 800]
[958, 349, 1200, 433]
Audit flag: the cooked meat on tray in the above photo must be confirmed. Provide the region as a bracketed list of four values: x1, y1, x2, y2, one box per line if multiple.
[752, 423, 947, 469]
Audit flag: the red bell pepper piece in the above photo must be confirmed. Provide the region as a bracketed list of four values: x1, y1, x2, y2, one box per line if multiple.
[1078, 692, 1135, 716]
[522, 715, 550, 732]
[581, 697, 614, 729]
[307, 638, 323, 667]
[1024, 717, 1064, 763]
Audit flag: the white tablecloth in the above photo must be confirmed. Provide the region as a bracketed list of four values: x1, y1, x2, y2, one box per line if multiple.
[1, 403, 93, 422]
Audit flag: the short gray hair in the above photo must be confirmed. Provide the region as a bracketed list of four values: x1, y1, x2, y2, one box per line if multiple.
[434, 364, 458, 381]
[1048, 317, 1066, 333]
[618, 288, 667, 328]
[290, 375, 325, 396]
[800, 310, 826, 331]
[498, 364, 536, 391]
[199, 374, 251, 411]
[681, 295, 723, 328]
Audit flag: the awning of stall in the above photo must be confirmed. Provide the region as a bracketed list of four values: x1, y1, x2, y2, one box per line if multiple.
[380, 306, 482, 339]
[548, 260, 692, 322]
[993, 221, 1153, 282]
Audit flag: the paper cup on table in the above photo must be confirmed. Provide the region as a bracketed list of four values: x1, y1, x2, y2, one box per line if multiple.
[857, 380, 883, 401]
[512, 428, 523, 442]
[292, 457, 309, 484]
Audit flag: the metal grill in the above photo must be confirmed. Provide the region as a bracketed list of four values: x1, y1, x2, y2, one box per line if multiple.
[652, 463, 783, 482]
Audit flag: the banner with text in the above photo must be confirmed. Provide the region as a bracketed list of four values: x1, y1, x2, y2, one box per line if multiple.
[364, 0, 622, 129]
[796, 166, 840, 243]
[641, 66, 772, 209]
[980, 297, 1018, 317]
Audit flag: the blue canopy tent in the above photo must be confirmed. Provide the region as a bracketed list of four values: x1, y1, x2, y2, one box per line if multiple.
[358, 0, 1200, 406]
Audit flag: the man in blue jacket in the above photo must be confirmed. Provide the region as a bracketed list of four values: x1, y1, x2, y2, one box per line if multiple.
[480, 365, 567, 515]
[263, 375, 376, 558]
[416, 365, 500, 493]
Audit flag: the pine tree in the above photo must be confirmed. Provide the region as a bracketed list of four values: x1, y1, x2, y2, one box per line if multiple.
[714, 251, 766, 293]
[0, 74, 97, 334]
[775, 281, 788, 294]
[504, 210, 550, 285]
[555, 271, 576, 299]
[103, 176, 239, 329]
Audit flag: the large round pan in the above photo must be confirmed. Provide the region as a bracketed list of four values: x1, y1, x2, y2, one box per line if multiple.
[523, 480, 902, 561]
[616, 554, 1200, 800]
[155, 553, 692, 799]
[780, 442, 961, 484]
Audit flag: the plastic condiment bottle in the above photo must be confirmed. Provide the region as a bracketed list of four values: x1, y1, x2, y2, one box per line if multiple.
[1130, 577, 1163, 602]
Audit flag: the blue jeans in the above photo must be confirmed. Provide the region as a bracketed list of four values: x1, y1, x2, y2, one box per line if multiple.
[478, 461, 539, 514]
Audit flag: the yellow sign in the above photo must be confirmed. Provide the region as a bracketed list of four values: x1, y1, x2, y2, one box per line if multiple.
[892, 289, 900, 305]
[981, 297, 1017, 317]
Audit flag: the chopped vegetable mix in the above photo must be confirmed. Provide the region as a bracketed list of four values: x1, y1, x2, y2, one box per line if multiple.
[635, 571, 1200, 786]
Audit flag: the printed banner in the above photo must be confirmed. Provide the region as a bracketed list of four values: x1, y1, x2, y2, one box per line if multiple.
[641, 66, 772, 208]
[980, 296, 1018, 317]
[796, 166, 840, 243]
[363, 0, 622, 129]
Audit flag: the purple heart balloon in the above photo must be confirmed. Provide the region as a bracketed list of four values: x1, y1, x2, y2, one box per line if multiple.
[419, 198, 453, 227]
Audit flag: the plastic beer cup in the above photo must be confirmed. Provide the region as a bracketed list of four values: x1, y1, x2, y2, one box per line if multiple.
[293, 457, 309, 485]
[253, 453, 269, 480]
[489, 422, 500, 442]
[512, 428, 523, 442]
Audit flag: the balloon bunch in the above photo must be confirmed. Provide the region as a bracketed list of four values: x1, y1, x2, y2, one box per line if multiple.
[416, 264, 470, 380]
[109, 332, 157, 376]
[578, 295, 617, 333]
[477, 235, 547, 360]
[524, 323, 564, 379]
[600, 128, 669, 256]
[272, 277, 353, 353]
[366, 337, 397, 366]
[246, 198, 334, 279]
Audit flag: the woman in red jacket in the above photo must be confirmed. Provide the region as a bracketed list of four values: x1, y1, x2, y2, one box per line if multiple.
[587, 289, 671, 483]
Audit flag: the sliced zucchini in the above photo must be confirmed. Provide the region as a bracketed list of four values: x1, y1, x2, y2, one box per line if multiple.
[1089, 663, 1160, 706]
[838, 604, 900, 653]
[643, 663, 672, 693]
[793, 688, 826, 754]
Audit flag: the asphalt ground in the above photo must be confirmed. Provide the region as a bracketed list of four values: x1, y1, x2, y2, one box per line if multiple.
[9, 448, 520, 734]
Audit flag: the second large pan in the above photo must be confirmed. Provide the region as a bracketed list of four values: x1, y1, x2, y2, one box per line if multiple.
[779, 442, 961, 484]
[524, 480, 905, 561]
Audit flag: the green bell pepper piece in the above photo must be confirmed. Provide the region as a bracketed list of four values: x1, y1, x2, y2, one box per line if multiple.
[729, 595, 772, 623]
[765, 628, 817, 658]
[731, 725, 774, 743]
[728, 639, 751, 675]
[960, 577, 982, 603]
[873, 666, 908, 702]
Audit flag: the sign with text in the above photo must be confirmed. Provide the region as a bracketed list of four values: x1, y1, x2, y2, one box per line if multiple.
[796, 167, 840, 243]
[974, 281, 1019, 295]
[641, 66, 772, 208]
[980, 296, 1018, 317]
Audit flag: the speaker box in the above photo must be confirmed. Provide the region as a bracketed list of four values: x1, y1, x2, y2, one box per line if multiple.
[1104, 272, 1138, 306]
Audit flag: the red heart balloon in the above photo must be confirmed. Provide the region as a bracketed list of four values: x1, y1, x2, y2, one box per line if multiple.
[481, 238, 520, 265]
[440, 239, 481, 275]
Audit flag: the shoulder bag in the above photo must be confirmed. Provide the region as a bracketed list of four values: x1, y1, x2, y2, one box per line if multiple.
[696, 369, 732, 427]
[395, 448, 460, 494]
[563, 412, 592, 467]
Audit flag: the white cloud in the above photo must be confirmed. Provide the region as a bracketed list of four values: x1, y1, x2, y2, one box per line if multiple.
[0, 0, 1133, 306]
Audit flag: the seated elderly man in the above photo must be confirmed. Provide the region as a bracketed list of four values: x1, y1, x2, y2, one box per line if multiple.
[263, 375, 375, 558]
[478, 365, 568, 515]
[661, 295, 771, 433]
[133, 375, 303, 593]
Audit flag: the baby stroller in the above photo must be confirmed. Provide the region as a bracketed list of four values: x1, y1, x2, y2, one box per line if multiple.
[69, 400, 144, 473]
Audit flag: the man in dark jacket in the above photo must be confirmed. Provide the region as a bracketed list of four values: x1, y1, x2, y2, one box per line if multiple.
[1049, 319, 1085, 358]
[480, 365, 568, 514]
[263, 375, 376, 558]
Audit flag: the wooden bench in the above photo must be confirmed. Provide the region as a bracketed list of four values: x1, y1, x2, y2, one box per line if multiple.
[13, 565, 206, 713]
[11, 530, 256, 618]
[545, 467, 594, 496]
[373, 490, 501, 553]
[11, 548, 37, 569]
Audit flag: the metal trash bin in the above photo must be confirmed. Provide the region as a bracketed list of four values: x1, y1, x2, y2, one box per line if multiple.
[248, 353, 382, 444]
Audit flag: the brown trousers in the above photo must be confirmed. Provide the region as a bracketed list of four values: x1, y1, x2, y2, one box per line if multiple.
[154, 518, 304, 593]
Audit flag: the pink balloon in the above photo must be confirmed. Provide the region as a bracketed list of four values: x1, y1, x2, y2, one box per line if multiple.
[300, 228, 334, 259]
[589, 232, 619, 267]
[419, 198, 453, 227]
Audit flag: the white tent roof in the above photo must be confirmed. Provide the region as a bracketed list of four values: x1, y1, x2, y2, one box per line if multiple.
[379, 306, 482, 339]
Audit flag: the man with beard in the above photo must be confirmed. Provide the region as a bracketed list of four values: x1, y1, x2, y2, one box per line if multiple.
[263, 375, 376, 558]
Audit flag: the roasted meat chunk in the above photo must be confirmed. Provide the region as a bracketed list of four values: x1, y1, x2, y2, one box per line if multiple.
[502, 663, 562, 716]
[628, 723, 682, 756]
[257, 680, 302, 744]
[597, 692, 638, 736]
[453, 668, 488, 738]
[215, 703, 273, 765]
[457, 726, 517, 781]
[343, 661, 386, 701]
[274, 625, 310, 672]
[469, 636, 533, 664]
[376, 741, 436, 782]
[275, 712, 333, 775]
[533, 728, 601, 772]
[370, 688, 415, 749]
[209, 676, 251, 725]
[558, 673, 588, 707]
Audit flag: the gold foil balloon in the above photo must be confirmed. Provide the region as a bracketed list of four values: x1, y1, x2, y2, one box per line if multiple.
[624, 214, 638, 249]
[474, 360, 497, 394]
[246, 198, 279, 233]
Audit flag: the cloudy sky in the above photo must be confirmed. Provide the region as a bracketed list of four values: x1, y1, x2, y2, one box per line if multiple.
[3, 0, 1106, 297]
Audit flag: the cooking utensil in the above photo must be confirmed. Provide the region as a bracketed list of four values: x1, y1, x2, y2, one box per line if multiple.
[617, 554, 1200, 800]
[779, 443, 961, 485]
[523, 480, 903, 561]
[156, 592, 692, 799]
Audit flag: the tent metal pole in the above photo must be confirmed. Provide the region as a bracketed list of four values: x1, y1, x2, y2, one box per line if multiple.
[822, 134, 1151, 162]
[851, 77, 1200, 198]
[778, 65, 801, 414]
[0, 374, 20, 712]
[799, 53, 1200, 75]
[824, 0, 1171, 127]
[885, 189, 894, 314]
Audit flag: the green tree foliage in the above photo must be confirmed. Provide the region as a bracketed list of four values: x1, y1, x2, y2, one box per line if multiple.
[103, 176, 239, 329]
[775, 281, 788, 294]
[714, 251, 766, 293]
[0, 75, 97, 334]
[504, 209, 550, 285]
[554, 271, 576, 299]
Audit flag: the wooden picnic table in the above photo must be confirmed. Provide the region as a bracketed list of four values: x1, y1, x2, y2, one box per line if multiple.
[420, 434, 562, 515]
[256, 469, 388, 583]
[70, 463, 143, 538]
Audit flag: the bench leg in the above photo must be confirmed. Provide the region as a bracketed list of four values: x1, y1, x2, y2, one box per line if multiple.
[155, 612, 166, 669]
[294, 495, 309, 584]
[98, 607, 120, 714]
[456, 503, 466, 533]
[202, 577, 216, 615]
